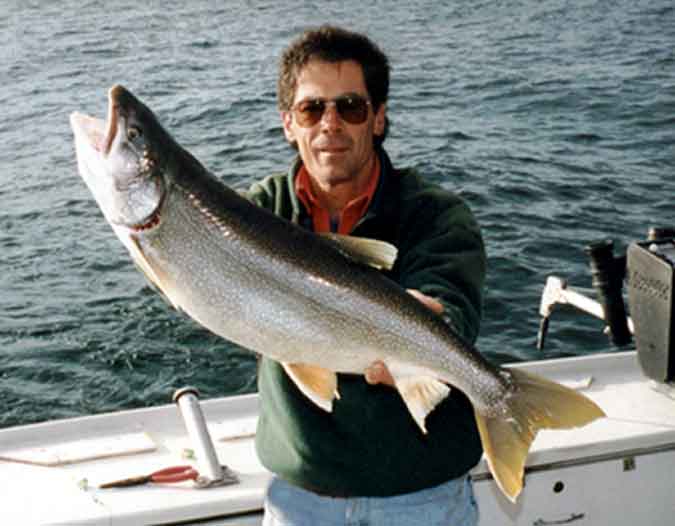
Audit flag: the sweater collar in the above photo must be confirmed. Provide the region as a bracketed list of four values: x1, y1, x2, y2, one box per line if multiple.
[286, 148, 399, 231]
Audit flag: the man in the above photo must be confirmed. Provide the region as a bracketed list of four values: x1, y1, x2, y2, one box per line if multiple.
[247, 26, 486, 526]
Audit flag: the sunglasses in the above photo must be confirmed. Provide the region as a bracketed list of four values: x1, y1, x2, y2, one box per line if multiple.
[291, 95, 372, 127]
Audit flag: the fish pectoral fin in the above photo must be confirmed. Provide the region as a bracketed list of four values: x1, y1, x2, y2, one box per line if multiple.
[392, 374, 451, 434]
[282, 363, 339, 413]
[474, 368, 605, 503]
[319, 233, 398, 270]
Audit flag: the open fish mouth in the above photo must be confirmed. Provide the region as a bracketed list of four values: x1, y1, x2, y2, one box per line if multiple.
[70, 87, 119, 155]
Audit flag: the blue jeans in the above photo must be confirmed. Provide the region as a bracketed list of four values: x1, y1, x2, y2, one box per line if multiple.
[262, 475, 478, 526]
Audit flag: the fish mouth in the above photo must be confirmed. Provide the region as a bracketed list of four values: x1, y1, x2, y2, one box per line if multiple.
[102, 86, 119, 155]
[69, 85, 120, 155]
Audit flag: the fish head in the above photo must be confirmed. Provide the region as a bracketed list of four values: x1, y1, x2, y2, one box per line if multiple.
[70, 84, 170, 230]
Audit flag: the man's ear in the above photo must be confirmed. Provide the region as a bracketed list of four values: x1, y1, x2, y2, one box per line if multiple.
[373, 103, 386, 137]
[281, 111, 295, 143]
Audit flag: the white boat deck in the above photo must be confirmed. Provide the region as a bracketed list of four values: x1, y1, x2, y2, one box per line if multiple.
[472, 352, 675, 525]
[1, 351, 674, 525]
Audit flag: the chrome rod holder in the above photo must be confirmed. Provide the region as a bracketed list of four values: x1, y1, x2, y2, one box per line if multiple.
[173, 387, 238, 488]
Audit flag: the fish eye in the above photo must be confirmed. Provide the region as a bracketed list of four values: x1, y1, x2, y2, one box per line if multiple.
[127, 126, 143, 141]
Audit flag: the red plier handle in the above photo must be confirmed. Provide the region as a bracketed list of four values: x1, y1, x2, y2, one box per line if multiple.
[100, 465, 199, 488]
[150, 465, 199, 483]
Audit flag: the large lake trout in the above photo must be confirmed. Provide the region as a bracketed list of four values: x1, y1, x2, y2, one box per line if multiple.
[70, 85, 604, 501]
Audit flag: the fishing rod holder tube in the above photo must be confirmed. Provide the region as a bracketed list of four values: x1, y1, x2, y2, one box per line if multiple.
[647, 226, 675, 242]
[173, 387, 239, 488]
[585, 240, 632, 346]
[537, 240, 634, 351]
[536, 276, 634, 351]
[626, 237, 675, 383]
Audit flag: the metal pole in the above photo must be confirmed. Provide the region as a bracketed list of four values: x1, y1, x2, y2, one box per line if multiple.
[173, 387, 224, 485]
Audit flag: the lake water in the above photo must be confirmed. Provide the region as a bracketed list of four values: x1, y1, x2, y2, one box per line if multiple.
[1, 0, 673, 427]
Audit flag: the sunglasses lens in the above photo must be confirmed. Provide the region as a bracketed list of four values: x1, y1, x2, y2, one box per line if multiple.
[336, 97, 369, 124]
[294, 100, 325, 127]
[293, 97, 370, 127]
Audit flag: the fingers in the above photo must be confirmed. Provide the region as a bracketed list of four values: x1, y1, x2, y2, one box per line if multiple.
[406, 289, 444, 314]
[365, 360, 395, 386]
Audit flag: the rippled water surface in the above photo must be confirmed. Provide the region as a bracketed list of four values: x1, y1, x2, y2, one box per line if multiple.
[1, 0, 673, 427]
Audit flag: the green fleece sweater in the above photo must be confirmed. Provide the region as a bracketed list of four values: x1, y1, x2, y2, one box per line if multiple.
[248, 148, 487, 497]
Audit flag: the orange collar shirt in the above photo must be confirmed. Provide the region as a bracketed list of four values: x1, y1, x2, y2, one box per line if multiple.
[294, 157, 381, 235]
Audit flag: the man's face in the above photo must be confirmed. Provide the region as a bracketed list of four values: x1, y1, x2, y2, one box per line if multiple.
[282, 59, 386, 189]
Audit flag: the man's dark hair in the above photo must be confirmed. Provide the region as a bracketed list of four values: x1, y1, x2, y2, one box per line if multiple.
[278, 25, 390, 147]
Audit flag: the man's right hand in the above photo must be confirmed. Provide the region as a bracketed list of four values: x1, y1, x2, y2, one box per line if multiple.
[365, 360, 395, 386]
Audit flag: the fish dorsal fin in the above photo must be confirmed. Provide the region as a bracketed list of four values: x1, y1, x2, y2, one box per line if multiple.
[320, 233, 397, 270]
[282, 363, 340, 412]
[389, 368, 451, 434]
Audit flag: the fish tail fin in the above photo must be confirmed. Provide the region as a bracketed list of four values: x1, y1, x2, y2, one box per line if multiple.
[474, 368, 605, 502]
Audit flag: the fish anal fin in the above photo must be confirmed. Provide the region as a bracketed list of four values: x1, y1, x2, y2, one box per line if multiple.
[319, 233, 397, 270]
[283, 363, 339, 412]
[391, 372, 451, 434]
[475, 368, 606, 502]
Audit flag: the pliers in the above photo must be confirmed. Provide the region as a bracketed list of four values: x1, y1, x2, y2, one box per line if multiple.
[100, 465, 199, 489]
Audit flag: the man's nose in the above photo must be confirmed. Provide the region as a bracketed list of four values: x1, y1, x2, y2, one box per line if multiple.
[320, 102, 342, 130]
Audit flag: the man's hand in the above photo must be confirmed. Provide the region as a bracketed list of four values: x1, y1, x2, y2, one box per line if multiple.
[364, 289, 444, 387]
[364, 360, 395, 386]
[405, 288, 444, 315]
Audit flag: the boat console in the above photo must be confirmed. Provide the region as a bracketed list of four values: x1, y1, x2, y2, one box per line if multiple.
[626, 235, 675, 382]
